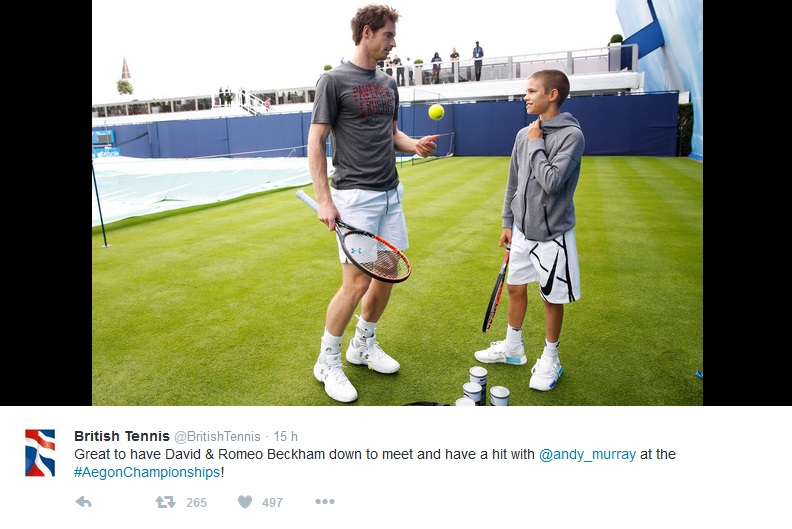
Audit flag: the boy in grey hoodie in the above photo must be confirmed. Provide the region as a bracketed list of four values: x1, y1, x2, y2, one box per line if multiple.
[474, 69, 585, 392]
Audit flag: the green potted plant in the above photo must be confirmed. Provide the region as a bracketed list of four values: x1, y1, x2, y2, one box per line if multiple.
[608, 34, 623, 46]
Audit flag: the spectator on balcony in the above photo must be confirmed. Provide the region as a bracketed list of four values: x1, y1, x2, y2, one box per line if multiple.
[473, 41, 484, 81]
[431, 52, 442, 84]
[405, 57, 414, 85]
[393, 55, 405, 86]
[450, 47, 460, 81]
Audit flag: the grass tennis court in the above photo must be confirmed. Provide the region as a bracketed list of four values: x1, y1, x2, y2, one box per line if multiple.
[92, 156, 703, 406]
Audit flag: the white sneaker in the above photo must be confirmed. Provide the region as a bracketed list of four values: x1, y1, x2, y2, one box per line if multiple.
[314, 352, 358, 403]
[529, 356, 563, 391]
[474, 340, 527, 365]
[346, 335, 400, 374]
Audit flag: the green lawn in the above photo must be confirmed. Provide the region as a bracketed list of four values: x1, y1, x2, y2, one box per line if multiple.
[92, 156, 703, 406]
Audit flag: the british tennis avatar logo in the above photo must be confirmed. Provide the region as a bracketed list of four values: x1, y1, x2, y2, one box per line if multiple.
[25, 429, 55, 476]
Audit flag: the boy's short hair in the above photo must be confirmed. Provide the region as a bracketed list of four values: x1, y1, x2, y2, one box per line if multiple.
[530, 69, 571, 107]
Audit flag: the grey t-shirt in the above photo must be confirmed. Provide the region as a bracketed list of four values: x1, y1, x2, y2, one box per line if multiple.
[312, 61, 400, 191]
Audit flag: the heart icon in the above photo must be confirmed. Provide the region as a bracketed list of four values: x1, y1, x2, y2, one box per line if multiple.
[238, 495, 252, 509]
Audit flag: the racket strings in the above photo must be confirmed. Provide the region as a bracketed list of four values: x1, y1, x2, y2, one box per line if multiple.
[344, 232, 410, 281]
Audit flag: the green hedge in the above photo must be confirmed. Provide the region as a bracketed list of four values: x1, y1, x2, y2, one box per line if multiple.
[677, 103, 693, 157]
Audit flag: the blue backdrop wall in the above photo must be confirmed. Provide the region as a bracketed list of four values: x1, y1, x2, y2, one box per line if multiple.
[616, 0, 702, 160]
[93, 92, 680, 159]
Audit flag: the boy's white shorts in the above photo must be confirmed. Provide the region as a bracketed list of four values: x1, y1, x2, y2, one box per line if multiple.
[508, 226, 581, 304]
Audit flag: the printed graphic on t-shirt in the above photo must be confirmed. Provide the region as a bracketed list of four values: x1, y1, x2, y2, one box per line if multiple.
[352, 84, 395, 118]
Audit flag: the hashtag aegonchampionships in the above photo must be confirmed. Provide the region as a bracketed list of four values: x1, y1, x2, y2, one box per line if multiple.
[73, 466, 223, 480]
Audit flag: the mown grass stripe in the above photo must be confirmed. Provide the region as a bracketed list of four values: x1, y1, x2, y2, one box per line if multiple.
[93, 156, 703, 406]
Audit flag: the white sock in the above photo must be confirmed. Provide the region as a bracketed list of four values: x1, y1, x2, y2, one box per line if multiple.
[355, 315, 377, 339]
[543, 339, 559, 360]
[505, 325, 523, 350]
[320, 329, 342, 359]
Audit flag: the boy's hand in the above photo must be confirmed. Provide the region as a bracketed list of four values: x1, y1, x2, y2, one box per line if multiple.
[500, 228, 512, 248]
[528, 118, 543, 140]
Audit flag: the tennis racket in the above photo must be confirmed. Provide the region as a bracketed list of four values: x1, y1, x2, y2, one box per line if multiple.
[482, 245, 510, 332]
[296, 190, 411, 283]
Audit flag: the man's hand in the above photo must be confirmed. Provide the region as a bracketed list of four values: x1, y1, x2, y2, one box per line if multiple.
[415, 135, 440, 158]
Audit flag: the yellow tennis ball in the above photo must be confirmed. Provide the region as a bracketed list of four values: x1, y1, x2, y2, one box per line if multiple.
[428, 104, 445, 120]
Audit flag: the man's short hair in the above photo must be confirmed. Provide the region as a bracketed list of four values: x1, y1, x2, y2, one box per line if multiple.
[351, 4, 400, 45]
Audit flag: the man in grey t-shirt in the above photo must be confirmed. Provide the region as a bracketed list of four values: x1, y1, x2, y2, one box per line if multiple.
[306, 4, 439, 403]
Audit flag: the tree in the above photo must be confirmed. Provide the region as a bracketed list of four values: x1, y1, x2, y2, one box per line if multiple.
[117, 80, 134, 96]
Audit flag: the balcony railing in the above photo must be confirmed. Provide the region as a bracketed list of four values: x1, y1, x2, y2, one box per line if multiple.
[91, 44, 637, 120]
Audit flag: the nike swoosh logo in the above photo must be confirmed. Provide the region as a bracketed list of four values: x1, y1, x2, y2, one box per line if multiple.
[540, 253, 560, 296]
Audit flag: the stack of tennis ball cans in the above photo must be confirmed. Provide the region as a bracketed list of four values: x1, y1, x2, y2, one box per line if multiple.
[456, 366, 510, 406]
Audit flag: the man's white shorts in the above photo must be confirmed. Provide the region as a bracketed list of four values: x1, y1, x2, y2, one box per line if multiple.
[507, 226, 581, 304]
[331, 184, 408, 263]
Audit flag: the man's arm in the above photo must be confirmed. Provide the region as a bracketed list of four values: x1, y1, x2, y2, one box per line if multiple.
[307, 122, 338, 229]
[393, 124, 439, 158]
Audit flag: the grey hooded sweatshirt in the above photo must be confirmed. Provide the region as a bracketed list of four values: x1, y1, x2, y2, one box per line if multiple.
[502, 112, 585, 241]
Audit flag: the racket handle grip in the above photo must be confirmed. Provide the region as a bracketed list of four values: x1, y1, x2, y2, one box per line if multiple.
[296, 189, 319, 212]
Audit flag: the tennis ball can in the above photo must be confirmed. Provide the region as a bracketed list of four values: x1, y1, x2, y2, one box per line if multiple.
[490, 386, 510, 406]
[469, 366, 487, 406]
[463, 382, 483, 406]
